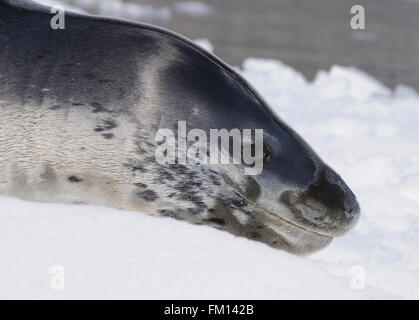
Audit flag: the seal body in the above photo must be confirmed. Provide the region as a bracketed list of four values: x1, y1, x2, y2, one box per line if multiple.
[0, 0, 360, 254]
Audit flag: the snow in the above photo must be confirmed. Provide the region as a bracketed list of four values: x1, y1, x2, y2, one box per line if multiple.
[241, 58, 419, 299]
[194, 38, 214, 53]
[0, 196, 374, 299]
[173, 1, 215, 16]
[1, 18, 419, 298]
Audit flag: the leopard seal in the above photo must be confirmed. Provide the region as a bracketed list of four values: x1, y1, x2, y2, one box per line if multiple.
[0, 0, 360, 254]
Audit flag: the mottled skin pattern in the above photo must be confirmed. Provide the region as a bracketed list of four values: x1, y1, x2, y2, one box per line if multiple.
[0, 0, 360, 254]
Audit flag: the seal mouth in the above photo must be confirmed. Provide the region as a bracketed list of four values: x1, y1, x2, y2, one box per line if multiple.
[234, 192, 335, 239]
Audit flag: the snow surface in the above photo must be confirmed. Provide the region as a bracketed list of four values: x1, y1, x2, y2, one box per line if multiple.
[2, 6, 419, 297]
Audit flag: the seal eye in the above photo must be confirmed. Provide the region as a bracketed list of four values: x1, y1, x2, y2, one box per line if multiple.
[263, 144, 272, 162]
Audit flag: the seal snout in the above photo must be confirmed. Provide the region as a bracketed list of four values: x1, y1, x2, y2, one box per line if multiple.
[312, 166, 359, 212]
[280, 166, 360, 236]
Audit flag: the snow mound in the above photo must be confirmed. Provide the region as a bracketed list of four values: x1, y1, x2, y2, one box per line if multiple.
[0, 196, 374, 299]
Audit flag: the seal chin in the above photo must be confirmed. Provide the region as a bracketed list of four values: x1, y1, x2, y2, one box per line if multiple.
[280, 192, 360, 237]
[236, 194, 336, 254]
[264, 213, 334, 255]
